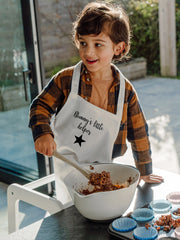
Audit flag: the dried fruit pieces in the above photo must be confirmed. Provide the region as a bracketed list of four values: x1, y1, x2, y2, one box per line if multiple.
[80, 170, 132, 195]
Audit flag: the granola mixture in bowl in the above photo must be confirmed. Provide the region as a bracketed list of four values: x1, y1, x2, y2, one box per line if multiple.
[64, 163, 140, 221]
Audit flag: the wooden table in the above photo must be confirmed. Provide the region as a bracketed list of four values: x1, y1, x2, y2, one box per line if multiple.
[9, 168, 180, 240]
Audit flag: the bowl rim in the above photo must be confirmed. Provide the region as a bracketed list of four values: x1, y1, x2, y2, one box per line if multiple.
[166, 191, 180, 204]
[75, 163, 140, 198]
[170, 206, 180, 219]
[83, 162, 140, 170]
[64, 163, 140, 199]
[75, 179, 138, 198]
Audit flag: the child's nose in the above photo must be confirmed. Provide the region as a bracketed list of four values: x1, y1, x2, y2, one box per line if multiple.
[85, 46, 94, 56]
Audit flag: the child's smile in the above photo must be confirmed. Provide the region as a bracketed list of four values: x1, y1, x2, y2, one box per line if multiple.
[86, 59, 98, 65]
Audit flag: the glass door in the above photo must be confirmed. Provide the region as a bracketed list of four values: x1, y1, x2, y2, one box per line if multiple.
[0, 0, 48, 184]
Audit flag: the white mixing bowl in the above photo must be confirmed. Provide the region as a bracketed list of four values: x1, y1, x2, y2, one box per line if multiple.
[64, 163, 140, 221]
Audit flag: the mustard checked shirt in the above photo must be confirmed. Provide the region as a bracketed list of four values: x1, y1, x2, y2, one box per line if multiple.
[29, 63, 152, 176]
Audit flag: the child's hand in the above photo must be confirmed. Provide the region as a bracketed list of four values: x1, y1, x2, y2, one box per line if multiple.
[139, 174, 164, 184]
[35, 134, 56, 157]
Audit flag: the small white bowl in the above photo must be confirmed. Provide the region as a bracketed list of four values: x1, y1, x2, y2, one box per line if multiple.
[166, 191, 180, 204]
[170, 206, 180, 219]
[149, 199, 172, 213]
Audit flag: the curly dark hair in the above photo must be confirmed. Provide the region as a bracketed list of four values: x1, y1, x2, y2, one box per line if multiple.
[73, 1, 131, 60]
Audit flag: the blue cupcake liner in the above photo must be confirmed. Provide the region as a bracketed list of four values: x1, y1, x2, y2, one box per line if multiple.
[133, 226, 158, 240]
[112, 217, 137, 232]
[131, 208, 154, 222]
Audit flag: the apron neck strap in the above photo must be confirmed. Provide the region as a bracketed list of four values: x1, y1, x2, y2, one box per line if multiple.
[111, 63, 125, 117]
[71, 61, 125, 117]
[71, 61, 82, 94]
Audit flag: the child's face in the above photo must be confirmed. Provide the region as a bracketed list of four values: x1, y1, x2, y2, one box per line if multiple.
[78, 31, 122, 74]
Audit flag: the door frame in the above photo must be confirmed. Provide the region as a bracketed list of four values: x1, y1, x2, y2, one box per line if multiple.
[21, 0, 52, 181]
[0, 0, 51, 185]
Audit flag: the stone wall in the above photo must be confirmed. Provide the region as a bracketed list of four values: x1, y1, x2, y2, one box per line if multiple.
[116, 58, 147, 81]
[38, 0, 90, 71]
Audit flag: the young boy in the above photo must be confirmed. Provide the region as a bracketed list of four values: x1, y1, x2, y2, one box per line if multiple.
[29, 2, 163, 184]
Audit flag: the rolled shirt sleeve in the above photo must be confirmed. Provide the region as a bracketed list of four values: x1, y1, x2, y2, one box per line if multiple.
[126, 84, 152, 176]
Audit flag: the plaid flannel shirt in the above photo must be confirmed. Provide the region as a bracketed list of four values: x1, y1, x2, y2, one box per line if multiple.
[29, 63, 152, 176]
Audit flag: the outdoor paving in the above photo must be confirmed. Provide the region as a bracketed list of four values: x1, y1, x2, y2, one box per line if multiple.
[115, 76, 180, 174]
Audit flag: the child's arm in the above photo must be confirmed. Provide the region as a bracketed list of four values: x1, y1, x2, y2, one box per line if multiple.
[29, 68, 72, 145]
[126, 84, 163, 183]
[29, 78, 61, 156]
[29, 78, 63, 142]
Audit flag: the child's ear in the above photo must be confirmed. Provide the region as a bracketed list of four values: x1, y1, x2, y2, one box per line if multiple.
[114, 42, 125, 55]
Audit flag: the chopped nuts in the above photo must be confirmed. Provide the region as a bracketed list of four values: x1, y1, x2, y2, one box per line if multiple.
[145, 223, 151, 230]
[153, 214, 180, 233]
[89, 165, 94, 170]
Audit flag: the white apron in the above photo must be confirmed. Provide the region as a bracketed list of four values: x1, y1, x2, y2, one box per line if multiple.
[53, 61, 125, 204]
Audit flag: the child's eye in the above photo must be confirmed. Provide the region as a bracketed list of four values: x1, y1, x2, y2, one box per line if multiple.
[95, 43, 102, 47]
[80, 41, 86, 46]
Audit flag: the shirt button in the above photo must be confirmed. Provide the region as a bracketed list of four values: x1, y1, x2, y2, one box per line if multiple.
[86, 78, 90, 82]
[85, 70, 88, 74]
[85, 97, 88, 101]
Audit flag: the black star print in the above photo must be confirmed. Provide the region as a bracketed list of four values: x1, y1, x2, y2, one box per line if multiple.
[74, 135, 86, 147]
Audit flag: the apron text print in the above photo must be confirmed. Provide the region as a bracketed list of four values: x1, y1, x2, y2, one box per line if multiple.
[73, 111, 104, 136]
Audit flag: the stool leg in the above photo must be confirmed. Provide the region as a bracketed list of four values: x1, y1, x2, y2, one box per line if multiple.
[7, 185, 20, 233]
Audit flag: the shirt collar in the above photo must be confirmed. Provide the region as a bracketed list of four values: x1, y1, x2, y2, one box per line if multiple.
[80, 63, 88, 76]
[80, 62, 120, 86]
